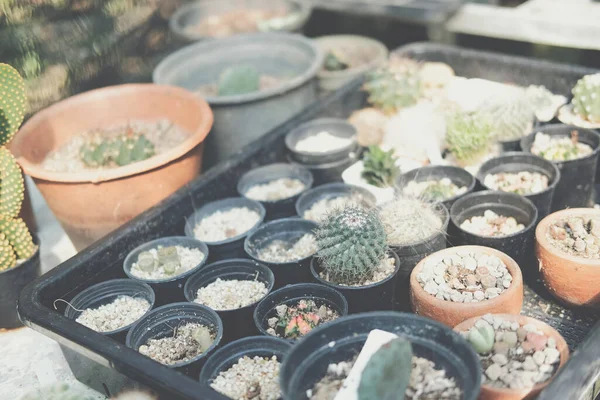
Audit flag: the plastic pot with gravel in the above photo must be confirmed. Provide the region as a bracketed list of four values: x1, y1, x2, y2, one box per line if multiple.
[184, 259, 274, 344]
[237, 163, 313, 220]
[184, 197, 265, 261]
[410, 245, 524, 327]
[295, 183, 376, 223]
[244, 217, 318, 289]
[123, 236, 209, 305]
[253, 283, 348, 341]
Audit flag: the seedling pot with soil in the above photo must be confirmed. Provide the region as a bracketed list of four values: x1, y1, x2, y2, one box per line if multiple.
[123, 236, 209, 305]
[286, 151, 361, 186]
[454, 314, 569, 400]
[244, 217, 318, 289]
[126, 302, 223, 377]
[253, 283, 348, 342]
[477, 152, 560, 222]
[280, 312, 481, 400]
[449, 191, 538, 271]
[183, 258, 274, 344]
[184, 197, 265, 261]
[199, 335, 293, 400]
[520, 124, 600, 211]
[535, 208, 600, 308]
[237, 163, 314, 220]
[63, 279, 155, 341]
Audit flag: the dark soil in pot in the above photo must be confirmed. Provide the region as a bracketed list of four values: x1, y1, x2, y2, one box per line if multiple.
[184, 196, 265, 262]
[450, 191, 537, 280]
[280, 312, 481, 400]
[253, 283, 348, 341]
[238, 163, 314, 220]
[520, 125, 600, 211]
[125, 302, 223, 377]
[184, 258, 274, 344]
[477, 152, 560, 222]
[295, 182, 376, 222]
[199, 335, 293, 400]
[123, 236, 209, 305]
[64, 279, 155, 341]
[244, 217, 318, 289]
[286, 151, 360, 186]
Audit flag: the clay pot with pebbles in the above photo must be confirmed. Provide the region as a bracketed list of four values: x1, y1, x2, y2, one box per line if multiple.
[410, 245, 524, 327]
[184, 258, 274, 344]
[11, 84, 213, 251]
[455, 314, 569, 400]
[536, 208, 600, 308]
[477, 152, 560, 222]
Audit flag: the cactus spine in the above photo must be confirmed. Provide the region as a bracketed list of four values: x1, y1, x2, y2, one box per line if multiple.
[217, 64, 260, 96]
[79, 128, 155, 168]
[571, 73, 600, 123]
[0, 63, 26, 146]
[446, 111, 493, 166]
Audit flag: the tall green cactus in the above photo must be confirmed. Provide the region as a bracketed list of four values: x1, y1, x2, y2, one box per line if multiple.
[0, 63, 27, 146]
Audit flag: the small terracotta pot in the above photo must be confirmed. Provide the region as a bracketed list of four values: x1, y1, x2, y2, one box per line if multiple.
[11, 84, 213, 250]
[535, 208, 600, 308]
[454, 314, 569, 400]
[410, 245, 524, 327]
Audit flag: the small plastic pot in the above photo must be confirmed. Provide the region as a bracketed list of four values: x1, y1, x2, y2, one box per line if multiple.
[184, 197, 265, 262]
[396, 165, 476, 210]
[253, 283, 348, 340]
[286, 151, 360, 186]
[310, 251, 400, 313]
[123, 236, 209, 305]
[237, 163, 314, 220]
[280, 312, 481, 400]
[449, 191, 538, 271]
[126, 302, 223, 377]
[285, 118, 358, 165]
[520, 124, 600, 211]
[295, 182, 376, 221]
[244, 217, 318, 289]
[477, 152, 560, 222]
[199, 336, 293, 392]
[184, 259, 274, 344]
[64, 279, 155, 341]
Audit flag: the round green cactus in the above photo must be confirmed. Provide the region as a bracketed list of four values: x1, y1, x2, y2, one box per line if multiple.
[446, 111, 493, 165]
[363, 67, 422, 115]
[316, 206, 388, 282]
[0, 146, 24, 218]
[0, 63, 27, 146]
[572, 73, 600, 123]
[79, 131, 156, 168]
[479, 91, 535, 141]
[217, 65, 260, 97]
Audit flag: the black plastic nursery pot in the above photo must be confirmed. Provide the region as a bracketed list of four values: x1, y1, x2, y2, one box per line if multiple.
[520, 124, 600, 212]
[286, 151, 360, 186]
[123, 237, 209, 306]
[244, 217, 318, 289]
[126, 302, 223, 378]
[184, 197, 266, 262]
[64, 279, 155, 341]
[183, 259, 275, 345]
[280, 311, 481, 400]
[396, 165, 476, 210]
[295, 182, 377, 220]
[253, 283, 348, 340]
[477, 152, 560, 222]
[237, 163, 314, 220]
[199, 335, 293, 395]
[310, 251, 400, 313]
[450, 190, 538, 276]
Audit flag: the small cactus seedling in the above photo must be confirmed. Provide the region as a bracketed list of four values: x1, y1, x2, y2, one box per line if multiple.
[361, 145, 400, 188]
[420, 182, 456, 202]
[571, 73, 600, 123]
[79, 128, 156, 168]
[323, 50, 349, 72]
[358, 337, 413, 400]
[136, 246, 181, 275]
[316, 206, 388, 283]
[363, 64, 422, 115]
[191, 325, 214, 352]
[446, 111, 493, 166]
[467, 320, 495, 354]
[217, 64, 260, 96]
[479, 91, 535, 141]
[0, 63, 26, 146]
[137, 251, 157, 272]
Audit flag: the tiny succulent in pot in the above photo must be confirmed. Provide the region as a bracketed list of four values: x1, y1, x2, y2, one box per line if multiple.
[571, 73, 600, 124]
[217, 64, 260, 96]
[79, 128, 156, 168]
[445, 110, 493, 167]
[363, 64, 422, 115]
[360, 145, 400, 188]
[324, 50, 349, 72]
[466, 319, 495, 355]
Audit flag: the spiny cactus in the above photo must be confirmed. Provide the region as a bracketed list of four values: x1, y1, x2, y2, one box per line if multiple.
[361, 145, 400, 188]
[363, 66, 422, 115]
[467, 320, 495, 355]
[0, 63, 27, 146]
[316, 206, 388, 283]
[446, 111, 493, 165]
[479, 92, 535, 141]
[79, 129, 155, 168]
[358, 337, 413, 400]
[571, 73, 600, 123]
[217, 64, 260, 96]
[0, 147, 24, 218]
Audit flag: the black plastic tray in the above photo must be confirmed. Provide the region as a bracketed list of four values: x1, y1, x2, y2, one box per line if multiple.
[18, 43, 600, 400]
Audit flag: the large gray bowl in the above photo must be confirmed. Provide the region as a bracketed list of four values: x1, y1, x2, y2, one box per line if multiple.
[153, 32, 323, 169]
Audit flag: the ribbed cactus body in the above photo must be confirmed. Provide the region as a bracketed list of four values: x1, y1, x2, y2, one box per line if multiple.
[446, 111, 493, 165]
[316, 206, 388, 282]
[572, 73, 600, 123]
[0, 147, 24, 218]
[363, 67, 421, 115]
[79, 131, 155, 168]
[0, 63, 27, 146]
[217, 65, 260, 96]
[480, 92, 535, 141]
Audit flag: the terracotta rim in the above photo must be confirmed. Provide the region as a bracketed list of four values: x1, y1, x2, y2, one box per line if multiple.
[13, 84, 213, 183]
[536, 208, 600, 266]
[454, 313, 570, 397]
[410, 245, 523, 311]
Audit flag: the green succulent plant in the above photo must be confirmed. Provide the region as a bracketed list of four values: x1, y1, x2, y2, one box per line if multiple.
[467, 320, 495, 355]
[361, 145, 400, 188]
[217, 64, 260, 96]
[363, 66, 422, 115]
[79, 129, 155, 168]
[571, 73, 600, 123]
[420, 182, 456, 202]
[136, 246, 181, 276]
[323, 51, 348, 72]
[479, 92, 535, 141]
[446, 111, 493, 166]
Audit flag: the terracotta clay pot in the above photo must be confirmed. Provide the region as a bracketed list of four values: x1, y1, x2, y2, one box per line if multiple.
[535, 208, 600, 308]
[11, 84, 213, 251]
[454, 314, 569, 400]
[410, 245, 524, 327]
